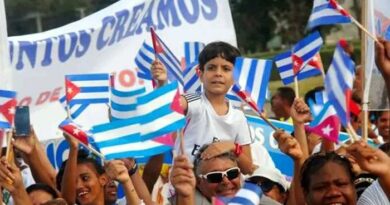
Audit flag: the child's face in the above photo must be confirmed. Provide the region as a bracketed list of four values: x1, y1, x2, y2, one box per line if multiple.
[76, 163, 106, 205]
[199, 57, 234, 96]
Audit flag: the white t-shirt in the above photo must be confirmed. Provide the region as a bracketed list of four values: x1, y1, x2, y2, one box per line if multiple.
[250, 141, 275, 169]
[175, 93, 253, 162]
[357, 180, 389, 205]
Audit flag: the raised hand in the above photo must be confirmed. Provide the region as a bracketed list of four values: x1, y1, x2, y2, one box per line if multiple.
[0, 157, 23, 194]
[346, 141, 390, 177]
[200, 141, 234, 160]
[63, 132, 78, 149]
[105, 160, 131, 184]
[375, 37, 390, 78]
[170, 155, 195, 197]
[273, 129, 304, 161]
[290, 98, 312, 124]
[12, 126, 37, 154]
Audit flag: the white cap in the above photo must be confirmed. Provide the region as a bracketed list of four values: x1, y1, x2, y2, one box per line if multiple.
[246, 166, 289, 192]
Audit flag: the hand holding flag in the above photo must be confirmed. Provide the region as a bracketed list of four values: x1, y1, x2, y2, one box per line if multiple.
[0, 90, 17, 129]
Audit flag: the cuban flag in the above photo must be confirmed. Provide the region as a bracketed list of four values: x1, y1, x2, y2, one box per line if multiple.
[59, 95, 88, 119]
[214, 182, 262, 205]
[325, 43, 355, 127]
[59, 119, 92, 146]
[183, 62, 201, 93]
[65, 73, 110, 106]
[135, 41, 154, 80]
[136, 82, 185, 140]
[307, 102, 340, 142]
[150, 27, 184, 85]
[231, 84, 261, 113]
[110, 87, 146, 121]
[92, 82, 184, 160]
[308, 89, 328, 118]
[184, 41, 205, 66]
[308, 0, 352, 30]
[275, 31, 323, 85]
[0, 90, 17, 129]
[233, 57, 273, 111]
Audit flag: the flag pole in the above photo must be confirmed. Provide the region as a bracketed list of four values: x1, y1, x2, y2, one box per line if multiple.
[361, 0, 369, 142]
[177, 129, 185, 155]
[5, 130, 13, 163]
[346, 123, 358, 142]
[294, 76, 300, 97]
[350, 16, 378, 43]
[62, 130, 105, 160]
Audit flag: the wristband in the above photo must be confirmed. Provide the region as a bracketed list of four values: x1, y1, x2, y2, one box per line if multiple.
[128, 161, 138, 176]
[234, 143, 242, 157]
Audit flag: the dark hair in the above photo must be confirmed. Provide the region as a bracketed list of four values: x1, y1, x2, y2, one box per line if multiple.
[56, 150, 104, 191]
[198, 41, 241, 71]
[274, 87, 295, 106]
[379, 142, 390, 156]
[304, 86, 324, 105]
[193, 143, 238, 176]
[300, 152, 355, 192]
[77, 150, 105, 175]
[26, 183, 58, 199]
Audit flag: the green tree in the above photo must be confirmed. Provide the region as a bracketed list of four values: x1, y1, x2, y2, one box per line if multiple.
[5, 0, 118, 36]
[229, 0, 333, 53]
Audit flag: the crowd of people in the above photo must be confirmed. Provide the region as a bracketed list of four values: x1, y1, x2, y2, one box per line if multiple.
[0, 38, 389, 205]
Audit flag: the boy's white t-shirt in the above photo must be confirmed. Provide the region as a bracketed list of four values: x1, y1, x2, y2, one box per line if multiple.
[175, 93, 253, 162]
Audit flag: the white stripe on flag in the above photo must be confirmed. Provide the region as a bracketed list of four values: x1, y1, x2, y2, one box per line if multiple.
[99, 140, 162, 156]
[141, 112, 184, 136]
[295, 37, 323, 58]
[72, 80, 109, 87]
[251, 60, 268, 102]
[72, 92, 110, 100]
[93, 123, 139, 142]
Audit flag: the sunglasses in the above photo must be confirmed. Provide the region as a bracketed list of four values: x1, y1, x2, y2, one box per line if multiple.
[199, 167, 240, 183]
[254, 179, 277, 193]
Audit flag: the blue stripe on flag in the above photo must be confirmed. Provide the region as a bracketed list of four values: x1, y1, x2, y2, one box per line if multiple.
[111, 87, 146, 97]
[0, 90, 17, 98]
[246, 59, 258, 92]
[93, 117, 139, 133]
[69, 98, 109, 106]
[66, 73, 109, 81]
[104, 144, 172, 160]
[137, 82, 177, 104]
[142, 118, 186, 141]
[71, 104, 89, 119]
[111, 102, 137, 112]
[96, 132, 141, 148]
[80, 86, 109, 93]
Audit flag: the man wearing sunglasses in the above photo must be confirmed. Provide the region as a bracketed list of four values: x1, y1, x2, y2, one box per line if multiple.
[170, 143, 243, 205]
[246, 166, 289, 205]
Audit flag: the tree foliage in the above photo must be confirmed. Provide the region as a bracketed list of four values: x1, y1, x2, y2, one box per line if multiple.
[5, 0, 118, 36]
[229, 0, 333, 53]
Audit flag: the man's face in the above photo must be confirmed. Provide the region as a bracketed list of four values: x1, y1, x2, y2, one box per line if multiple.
[305, 162, 356, 205]
[377, 111, 390, 142]
[271, 94, 284, 119]
[197, 157, 241, 199]
[199, 57, 234, 97]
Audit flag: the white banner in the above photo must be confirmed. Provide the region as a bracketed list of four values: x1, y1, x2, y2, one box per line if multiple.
[365, 0, 390, 110]
[5, 0, 237, 140]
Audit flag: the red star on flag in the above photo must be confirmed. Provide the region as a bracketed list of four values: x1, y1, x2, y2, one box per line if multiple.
[308, 53, 324, 71]
[61, 122, 89, 145]
[0, 99, 17, 124]
[65, 79, 80, 102]
[170, 89, 184, 115]
[151, 28, 164, 54]
[292, 54, 304, 75]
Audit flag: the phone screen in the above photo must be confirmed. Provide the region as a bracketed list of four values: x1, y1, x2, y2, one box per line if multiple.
[14, 106, 30, 136]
